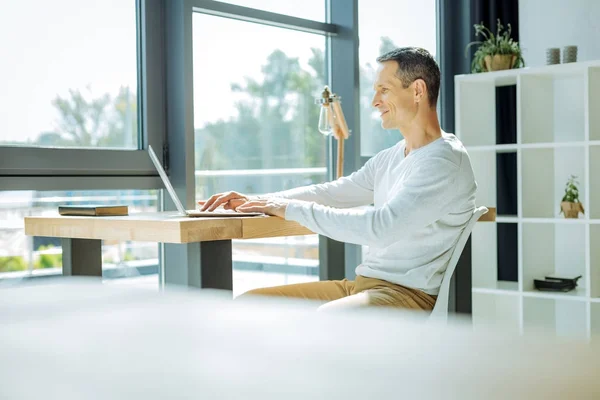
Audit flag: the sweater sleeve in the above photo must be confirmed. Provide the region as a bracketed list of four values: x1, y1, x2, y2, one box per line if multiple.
[264, 156, 377, 208]
[284, 157, 463, 247]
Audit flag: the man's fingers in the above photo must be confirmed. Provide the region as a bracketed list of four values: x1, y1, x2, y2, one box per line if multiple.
[237, 201, 255, 210]
[202, 192, 234, 211]
[238, 201, 267, 214]
[237, 205, 260, 213]
[207, 192, 239, 211]
[206, 196, 227, 211]
[200, 194, 222, 211]
[199, 195, 216, 211]
[200, 192, 249, 211]
[224, 199, 246, 210]
[238, 200, 260, 208]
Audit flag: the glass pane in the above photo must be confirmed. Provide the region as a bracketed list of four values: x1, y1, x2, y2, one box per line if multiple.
[0, 190, 159, 289]
[358, 0, 437, 156]
[221, 0, 325, 22]
[0, 1, 139, 149]
[193, 13, 326, 296]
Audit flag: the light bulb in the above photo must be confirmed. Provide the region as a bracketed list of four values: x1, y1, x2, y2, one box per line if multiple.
[318, 105, 332, 135]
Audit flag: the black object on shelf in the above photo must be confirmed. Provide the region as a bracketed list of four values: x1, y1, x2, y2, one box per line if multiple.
[497, 223, 518, 282]
[534, 275, 582, 292]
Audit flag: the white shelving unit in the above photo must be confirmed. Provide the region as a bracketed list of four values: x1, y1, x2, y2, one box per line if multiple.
[456, 60, 600, 341]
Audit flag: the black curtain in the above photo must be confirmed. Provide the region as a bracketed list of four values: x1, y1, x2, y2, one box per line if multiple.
[439, 0, 520, 132]
[470, 0, 519, 46]
[438, 0, 520, 312]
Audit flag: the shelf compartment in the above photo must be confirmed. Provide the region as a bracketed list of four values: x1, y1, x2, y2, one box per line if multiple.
[523, 297, 587, 340]
[469, 150, 496, 209]
[591, 225, 600, 298]
[592, 303, 600, 343]
[522, 223, 587, 294]
[472, 219, 520, 290]
[497, 223, 518, 282]
[473, 292, 520, 334]
[456, 81, 497, 147]
[521, 147, 586, 218]
[589, 67, 600, 141]
[496, 152, 517, 216]
[519, 218, 588, 224]
[591, 146, 600, 219]
[473, 281, 519, 294]
[472, 222, 501, 290]
[495, 84, 517, 145]
[522, 287, 587, 301]
[520, 73, 585, 144]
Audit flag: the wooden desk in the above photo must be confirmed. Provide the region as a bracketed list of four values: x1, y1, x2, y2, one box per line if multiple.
[24, 212, 313, 290]
[24, 207, 496, 293]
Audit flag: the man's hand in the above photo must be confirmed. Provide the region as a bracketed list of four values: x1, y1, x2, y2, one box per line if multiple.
[198, 191, 251, 212]
[237, 198, 290, 218]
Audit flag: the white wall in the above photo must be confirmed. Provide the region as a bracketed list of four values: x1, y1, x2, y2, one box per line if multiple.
[519, 0, 600, 67]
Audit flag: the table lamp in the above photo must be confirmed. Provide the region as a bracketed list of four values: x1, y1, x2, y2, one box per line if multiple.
[315, 86, 349, 179]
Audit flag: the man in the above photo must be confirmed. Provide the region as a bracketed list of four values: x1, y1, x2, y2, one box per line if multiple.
[198, 47, 477, 312]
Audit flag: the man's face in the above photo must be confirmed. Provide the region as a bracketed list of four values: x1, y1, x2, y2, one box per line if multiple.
[371, 61, 416, 130]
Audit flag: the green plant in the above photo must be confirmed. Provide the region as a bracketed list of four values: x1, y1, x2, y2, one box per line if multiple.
[0, 256, 27, 273]
[35, 253, 63, 269]
[123, 251, 136, 262]
[465, 19, 525, 73]
[560, 175, 584, 214]
[34, 245, 63, 269]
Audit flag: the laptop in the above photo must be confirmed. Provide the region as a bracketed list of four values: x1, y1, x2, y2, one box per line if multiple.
[148, 145, 263, 218]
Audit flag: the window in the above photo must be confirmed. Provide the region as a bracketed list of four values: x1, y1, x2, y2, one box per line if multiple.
[0, 0, 139, 149]
[221, 0, 326, 22]
[0, 190, 159, 287]
[358, 0, 437, 156]
[193, 13, 326, 295]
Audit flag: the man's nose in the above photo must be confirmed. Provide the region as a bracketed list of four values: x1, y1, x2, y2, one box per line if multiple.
[371, 93, 381, 108]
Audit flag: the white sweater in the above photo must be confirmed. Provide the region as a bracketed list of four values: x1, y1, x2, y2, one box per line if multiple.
[272, 132, 477, 295]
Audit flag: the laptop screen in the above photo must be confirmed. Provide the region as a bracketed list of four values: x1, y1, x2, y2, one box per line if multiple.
[147, 145, 187, 215]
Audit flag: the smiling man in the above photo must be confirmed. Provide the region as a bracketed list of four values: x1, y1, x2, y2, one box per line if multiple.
[199, 47, 477, 312]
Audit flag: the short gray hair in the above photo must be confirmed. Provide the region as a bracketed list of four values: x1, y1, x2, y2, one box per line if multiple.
[376, 47, 440, 108]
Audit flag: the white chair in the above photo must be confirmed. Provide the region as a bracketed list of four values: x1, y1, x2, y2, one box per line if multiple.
[429, 206, 489, 323]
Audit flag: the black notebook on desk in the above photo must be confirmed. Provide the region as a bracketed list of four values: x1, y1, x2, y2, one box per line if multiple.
[58, 205, 129, 216]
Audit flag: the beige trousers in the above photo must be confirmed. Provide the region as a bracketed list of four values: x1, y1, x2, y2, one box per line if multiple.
[238, 275, 437, 312]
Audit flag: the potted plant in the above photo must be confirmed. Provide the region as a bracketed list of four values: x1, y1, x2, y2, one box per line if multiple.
[465, 19, 525, 73]
[560, 175, 585, 218]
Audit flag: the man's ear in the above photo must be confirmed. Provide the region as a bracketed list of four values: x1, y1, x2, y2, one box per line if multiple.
[413, 79, 427, 104]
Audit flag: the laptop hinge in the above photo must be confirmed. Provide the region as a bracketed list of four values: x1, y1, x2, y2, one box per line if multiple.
[162, 143, 170, 174]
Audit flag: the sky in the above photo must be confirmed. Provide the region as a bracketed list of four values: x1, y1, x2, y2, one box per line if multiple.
[0, 0, 435, 144]
[0, 0, 137, 144]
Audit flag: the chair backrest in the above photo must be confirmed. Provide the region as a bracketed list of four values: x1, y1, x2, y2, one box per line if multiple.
[429, 206, 488, 323]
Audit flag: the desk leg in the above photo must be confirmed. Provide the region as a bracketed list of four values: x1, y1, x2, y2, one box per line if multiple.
[164, 240, 232, 290]
[200, 240, 233, 290]
[61, 238, 102, 277]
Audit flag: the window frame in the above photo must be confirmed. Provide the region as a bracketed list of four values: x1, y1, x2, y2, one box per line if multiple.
[0, 0, 365, 282]
[162, 0, 361, 281]
[0, 0, 165, 191]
